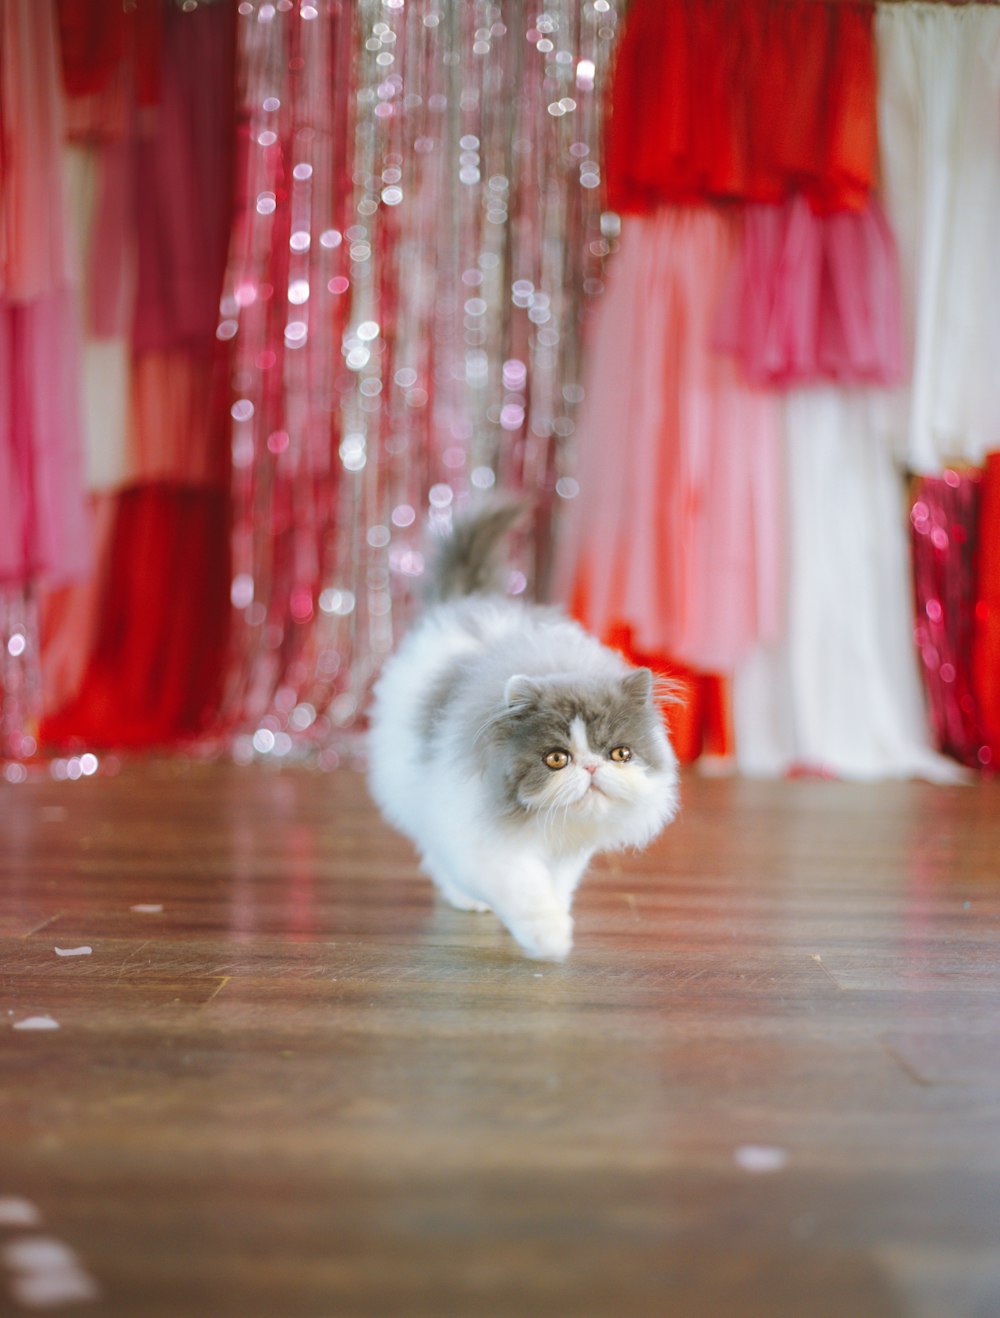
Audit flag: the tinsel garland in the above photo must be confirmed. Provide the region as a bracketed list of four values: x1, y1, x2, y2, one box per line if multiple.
[910, 470, 991, 769]
[0, 590, 41, 771]
[217, 0, 618, 767]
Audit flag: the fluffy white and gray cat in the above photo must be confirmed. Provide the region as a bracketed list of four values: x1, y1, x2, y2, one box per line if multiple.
[367, 505, 679, 961]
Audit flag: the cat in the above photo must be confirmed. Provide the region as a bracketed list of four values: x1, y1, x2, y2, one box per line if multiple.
[367, 503, 680, 961]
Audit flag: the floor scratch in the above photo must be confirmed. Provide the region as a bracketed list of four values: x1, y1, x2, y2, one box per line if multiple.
[205, 976, 231, 1003]
[810, 953, 845, 990]
[20, 913, 62, 940]
[116, 941, 151, 984]
[882, 1039, 932, 1088]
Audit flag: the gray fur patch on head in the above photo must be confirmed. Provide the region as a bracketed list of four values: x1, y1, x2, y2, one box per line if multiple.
[483, 668, 668, 812]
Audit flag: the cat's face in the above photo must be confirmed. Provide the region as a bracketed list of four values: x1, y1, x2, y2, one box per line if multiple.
[485, 668, 676, 831]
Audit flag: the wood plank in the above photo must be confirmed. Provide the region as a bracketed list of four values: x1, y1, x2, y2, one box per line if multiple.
[1, 763, 999, 1316]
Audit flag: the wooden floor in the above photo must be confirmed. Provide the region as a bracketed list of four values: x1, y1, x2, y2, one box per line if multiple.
[1, 762, 999, 1317]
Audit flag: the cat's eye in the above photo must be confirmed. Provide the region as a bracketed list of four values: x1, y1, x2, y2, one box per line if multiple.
[610, 746, 632, 763]
[544, 749, 570, 771]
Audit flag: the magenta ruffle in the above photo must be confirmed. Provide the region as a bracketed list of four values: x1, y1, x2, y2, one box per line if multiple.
[714, 195, 904, 388]
[911, 471, 992, 769]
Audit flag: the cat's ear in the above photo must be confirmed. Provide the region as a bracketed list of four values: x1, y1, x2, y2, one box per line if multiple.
[504, 674, 542, 709]
[622, 667, 654, 705]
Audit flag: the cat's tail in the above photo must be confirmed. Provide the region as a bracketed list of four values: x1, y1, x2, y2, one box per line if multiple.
[425, 500, 525, 603]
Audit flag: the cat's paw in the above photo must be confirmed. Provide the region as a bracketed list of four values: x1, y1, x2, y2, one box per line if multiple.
[436, 882, 491, 914]
[512, 911, 574, 962]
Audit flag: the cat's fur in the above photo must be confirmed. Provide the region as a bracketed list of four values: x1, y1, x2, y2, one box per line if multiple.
[367, 505, 679, 961]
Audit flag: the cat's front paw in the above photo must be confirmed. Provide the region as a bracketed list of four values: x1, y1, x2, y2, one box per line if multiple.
[437, 883, 491, 914]
[512, 911, 574, 962]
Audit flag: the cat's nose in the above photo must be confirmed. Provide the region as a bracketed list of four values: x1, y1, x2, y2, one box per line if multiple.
[584, 762, 598, 775]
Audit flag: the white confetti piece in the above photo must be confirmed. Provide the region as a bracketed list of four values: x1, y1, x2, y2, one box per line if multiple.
[54, 947, 92, 958]
[11, 1271, 102, 1309]
[2, 1239, 78, 1272]
[2, 1237, 102, 1309]
[130, 904, 163, 914]
[12, 1017, 60, 1032]
[733, 1144, 789, 1173]
[0, 1197, 42, 1227]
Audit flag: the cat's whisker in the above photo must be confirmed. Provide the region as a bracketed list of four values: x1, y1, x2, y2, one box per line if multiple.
[472, 705, 519, 745]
